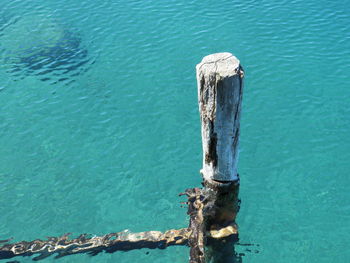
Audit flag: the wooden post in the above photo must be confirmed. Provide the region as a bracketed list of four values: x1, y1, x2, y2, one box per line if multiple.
[0, 53, 244, 263]
[195, 52, 244, 262]
[197, 52, 243, 183]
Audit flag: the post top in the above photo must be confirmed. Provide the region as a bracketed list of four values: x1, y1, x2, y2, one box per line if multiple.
[196, 52, 240, 77]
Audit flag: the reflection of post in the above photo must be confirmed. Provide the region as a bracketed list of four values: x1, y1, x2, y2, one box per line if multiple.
[196, 53, 244, 262]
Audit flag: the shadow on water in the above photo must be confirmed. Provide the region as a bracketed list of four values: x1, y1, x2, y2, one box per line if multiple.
[206, 232, 259, 263]
[207, 235, 244, 263]
[0, 13, 93, 84]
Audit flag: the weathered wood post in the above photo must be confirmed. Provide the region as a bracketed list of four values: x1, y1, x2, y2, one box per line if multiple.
[196, 52, 244, 262]
[0, 52, 244, 263]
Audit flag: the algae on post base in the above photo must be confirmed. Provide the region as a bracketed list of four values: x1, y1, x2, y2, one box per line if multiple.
[194, 52, 244, 263]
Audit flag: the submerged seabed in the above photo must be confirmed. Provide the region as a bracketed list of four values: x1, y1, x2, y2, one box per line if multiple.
[0, 0, 349, 262]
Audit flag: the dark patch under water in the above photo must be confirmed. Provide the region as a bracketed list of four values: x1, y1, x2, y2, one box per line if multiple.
[0, 13, 92, 83]
[8, 31, 91, 83]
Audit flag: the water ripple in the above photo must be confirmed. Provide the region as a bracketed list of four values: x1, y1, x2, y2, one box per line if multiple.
[0, 8, 94, 84]
[0, 0, 349, 262]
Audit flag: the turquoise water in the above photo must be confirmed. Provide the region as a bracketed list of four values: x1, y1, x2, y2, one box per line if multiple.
[0, 0, 349, 262]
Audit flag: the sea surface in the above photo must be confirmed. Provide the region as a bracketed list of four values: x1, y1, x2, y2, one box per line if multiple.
[0, 0, 349, 262]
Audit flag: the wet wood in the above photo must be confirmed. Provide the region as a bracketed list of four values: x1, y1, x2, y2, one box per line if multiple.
[203, 180, 240, 263]
[194, 52, 244, 263]
[182, 182, 241, 263]
[181, 188, 206, 263]
[0, 228, 190, 261]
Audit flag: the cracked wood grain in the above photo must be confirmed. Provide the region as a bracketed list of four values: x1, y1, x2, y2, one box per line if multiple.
[196, 53, 244, 182]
